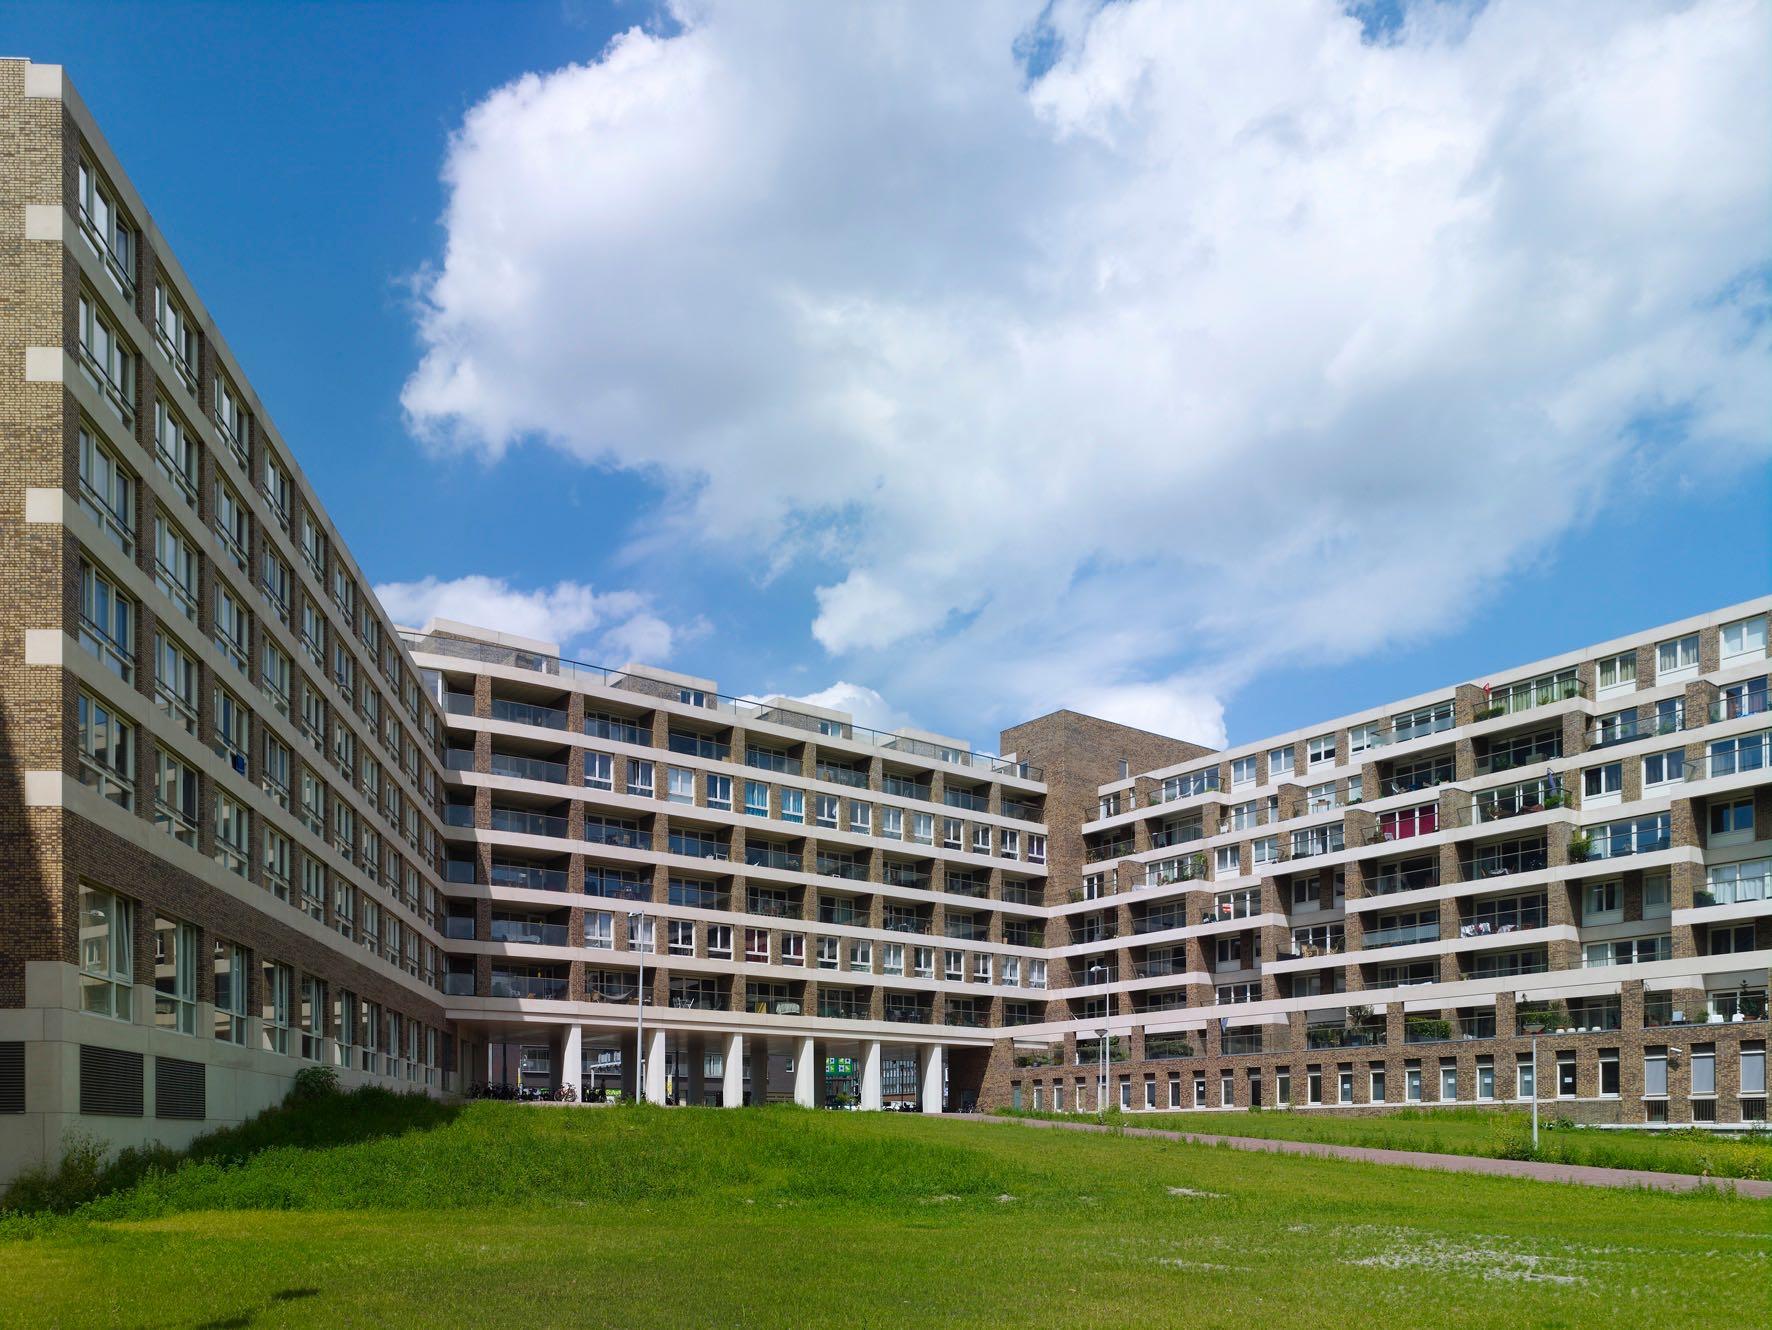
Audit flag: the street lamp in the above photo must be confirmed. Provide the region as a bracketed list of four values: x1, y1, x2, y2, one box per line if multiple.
[629, 911, 646, 1104]
[1519, 993, 1542, 1151]
[1096, 1026, 1110, 1114]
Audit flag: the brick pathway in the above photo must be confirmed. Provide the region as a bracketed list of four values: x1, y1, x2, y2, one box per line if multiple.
[963, 1114, 1772, 1198]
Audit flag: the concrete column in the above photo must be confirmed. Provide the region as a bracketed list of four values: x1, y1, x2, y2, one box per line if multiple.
[723, 1033, 745, 1107]
[562, 1025, 583, 1099]
[645, 1028, 667, 1104]
[920, 1043, 945, 1113]
[794, 1036, 817, 1107]
[860, 1040, 883, 1110]
[688, 1035, 706, 1106]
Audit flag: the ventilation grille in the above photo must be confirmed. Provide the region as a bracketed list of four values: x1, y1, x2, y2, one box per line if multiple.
[79, 1044, 144, 1117]
[0, 1042, 23, 1114]
[155, 1056, 206, 1120]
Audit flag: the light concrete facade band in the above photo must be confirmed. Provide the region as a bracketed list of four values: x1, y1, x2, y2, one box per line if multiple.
[0, 58, 1766, 1179]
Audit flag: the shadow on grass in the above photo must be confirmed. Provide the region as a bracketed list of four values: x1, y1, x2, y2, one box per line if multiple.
[4, 1086, 460, 1216]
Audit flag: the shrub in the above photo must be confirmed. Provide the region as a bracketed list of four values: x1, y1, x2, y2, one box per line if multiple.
[292, 1065, 342, 1100]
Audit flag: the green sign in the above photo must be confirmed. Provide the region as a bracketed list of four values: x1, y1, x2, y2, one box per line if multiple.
[824, 1057, 856, 1076]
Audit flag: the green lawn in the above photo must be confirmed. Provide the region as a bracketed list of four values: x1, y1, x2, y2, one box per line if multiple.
[1005, 1106, 1772, 1179]
[1, 1095, 1767, 1329]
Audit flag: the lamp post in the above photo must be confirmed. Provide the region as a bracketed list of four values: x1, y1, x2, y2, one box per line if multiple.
[629, 911, 646, 1104]
[1096, 1026, 1110, 1114]
[1520, 994, 1543, 1151]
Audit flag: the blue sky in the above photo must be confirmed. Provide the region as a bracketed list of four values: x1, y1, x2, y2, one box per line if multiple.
[14, 1, 1768, 754]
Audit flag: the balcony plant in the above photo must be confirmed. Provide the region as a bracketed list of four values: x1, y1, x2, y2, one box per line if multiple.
[1566, 830, 1592, 863]
[1473, 701, 1506, 722]
[1405, 1016, 1452, 1042]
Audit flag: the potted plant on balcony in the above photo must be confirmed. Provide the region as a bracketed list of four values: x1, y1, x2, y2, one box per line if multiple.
[1566, 831, 1592, 863]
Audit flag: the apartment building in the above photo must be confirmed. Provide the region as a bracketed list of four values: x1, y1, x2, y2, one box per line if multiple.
[0, 59, 1765, 1182]
[0, 61, 470, 1181]
[1008, 601, 1771, 1127]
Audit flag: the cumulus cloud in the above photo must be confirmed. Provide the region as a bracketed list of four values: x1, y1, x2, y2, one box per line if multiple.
[786, 681, 907, 736]
[403, 0, 1772, 741]
[374, 574, 691, 663]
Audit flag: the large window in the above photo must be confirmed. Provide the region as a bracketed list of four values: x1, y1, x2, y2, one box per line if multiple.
[153, 282, 199, 391]
[76, 159, 135, 294]
[153, 915, 198, 1035]
[76, 689, 134, 809]
[1656, 633, 1699, 682]
[262, 961, 294, 1055]
[77, 292, 135, 422]
[153, 630, 199, 734]
[153, 399, 201, 502]
[213, 940, 250, 1043]
[77, 425, 135, 554]
[214, 584, 250, 673]
[78, 885, 133, 1020]
[79, 559, 134, 681]
[1595, 650, 1636, 697]
[1721, 615, 1767, 665]
[153, 747, 200, 846]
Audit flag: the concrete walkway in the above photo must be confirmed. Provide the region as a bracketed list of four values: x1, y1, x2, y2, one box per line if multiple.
[963, 1114, 1772, 1198]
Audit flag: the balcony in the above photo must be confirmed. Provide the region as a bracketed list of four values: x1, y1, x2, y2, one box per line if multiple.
[443, 917, 475, 940]
[1711, 688, 1769, 724]
[668, 882, 728, 910]
[585, 714, 649, 745]
[943, 1007, 990, 1028]
[883, 776, 931, 800]
[1472, 672, 1583, 720]
[1086, 838, 1135, 863]
[745, 892, 800, 919]
[583, 821, 651, 851]
[819, 997, 869, 1020]
[489, 807, 568, 839]
[746, 748, 798, 774]
[944, 873, 989, 898]
[668, 732, 730, 761]
[746, 846, 804, 873]
[1470, 780, 1566, 823]
[1151, 823, 1204, 850]
[1574, 815, 1670, 862]
[1133, 954, 1187, 979]
[1697, 873, 1769, 907]
[444, 805, 475, 828]
[487, 861, 567, 892]
[490, 752, 569, 784]
[943, 788, 987, 812]
[489, 973, 567, 1001]
[817, 901, 867, 926]
[1132, 908, 1189, 935]
[1466, 843, 1549, 879]
[816, 855, 866, 881]
[1001, 798, 1042, 822]
[584, 870, 650, 901]
[1590, 708, 1683, 748]
[884, 1002, 933, 1024]
[883, 865, 932, 891]
[443, 973, 475, 997]
[1475, 732, 1562, 775]
[490, 698, 567, 730]
[1306, 1025, 1384, 1050]
[490, 920, 570, 947]
[669, 833, 729, 860]
[816, 762, 869, 789]
[1371, 862, 1440, 895]
[1362, 919, 1440, 949]
[1460, 899, 1546, 935]
[882, 910, 930, 934]
[1690, 734, 1770, 781]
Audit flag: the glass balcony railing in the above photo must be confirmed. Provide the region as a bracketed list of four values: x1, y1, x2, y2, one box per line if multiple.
[1459, 901, 1547, 935]
[585, 715, 649, 745]
[583, 872, 650, 901]
[1577, 816, 1670, 861]
[1696, 874, 1768, 907]
[1132, 909, 1189, 935]
[1371, 863, 1440, 895]
[1466, 845, 1549, 879]
[582, 822, 651, 850]
[1711, 689, 1769, 724]
[1471, 780, 1566, 823]
[1689, 734, 1769, 780]
[816, 763, 870, 789]
[817, 903, 866, 926]
[489, 807, 568, 839]
[443, 973, 476, 996]
[444, 805, 475, 827]
[490, 920, 570, 947]
[1362, 920, 1441, 949]
[489, 973, 567, 1000]
[1590, 708, 1683, 748]
[668, 732, 730, 761]
[443, 917, 476, 940]
[816, 856, 867, 881]
[490, 862, 568, 892]
[668, 833, 729, 860]
[490, 752, 569, 784]
[745, 749, 797, 774]
[747, 846, 804, 873]
[883, 777, 931, 800]
[490, 698, 567, 730]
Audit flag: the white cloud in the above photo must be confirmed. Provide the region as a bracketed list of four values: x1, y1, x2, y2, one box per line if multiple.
[374, 574, 688, 663]
[403, 0, 1771, 739]
[786, 681, 906, 735]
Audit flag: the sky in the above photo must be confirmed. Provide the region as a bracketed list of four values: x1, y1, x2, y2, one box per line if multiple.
[13, 0, 1769, 755]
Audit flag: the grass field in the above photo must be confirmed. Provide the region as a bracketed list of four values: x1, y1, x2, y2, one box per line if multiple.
[1002, 1106, 1772, 1179]
[2, 1092, 1767, 1329]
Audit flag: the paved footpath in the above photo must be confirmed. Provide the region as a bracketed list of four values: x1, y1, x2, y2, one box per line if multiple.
[958, 1114, 1772, 1198]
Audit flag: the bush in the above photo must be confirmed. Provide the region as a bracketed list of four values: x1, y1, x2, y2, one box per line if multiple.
[292, 1065, 342, 1100]
[1488, 1114, 1536, 1161]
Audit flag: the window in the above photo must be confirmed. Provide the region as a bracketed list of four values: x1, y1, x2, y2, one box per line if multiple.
[847, 800, 871, 834]
[911, 812, 934, 845]
[1166, 769, 1220, 799]
[780, 789, 804, 824]
[626, 759, 654, 798]
[1267, 746, 1295, 782]
[214, 585, 250, 673]
[149, 915, 199, 1035]
[262, 961, 294, 1056]
[1583, 762, 1622, 806]
[1028, 833, 1047, 864]
[668, 920, 694, 955]
[1656, 633, 1700, 682]
[1598, 1049, 1619, 1097]
[213, 369, 248, 463]
[585, 752, 613, 791]
[1370, 1067, 1387, 1102]
[79, 885, 134, 1020]
[706, 774, 732, 811]
[1742, 1043, 1767, 1097]
[213, 479, 250, 572]
[881, 942, 904, 976]
[215, 686, 250, 770]
[1405, 1064, 1422, 1102]
[1691, 1045, 1716, 1097]
[1393, 700, 1454, 740]
[1721, 614, 1768, 664]
[1230, 756, 1257, 790]
[1251, 836, 1279, 866]
[1307, 782, 1336, 814]
[1709, 797, 1754, 847]
[77, 426, 135, 554]
[736, 780, 767, 818]
[76, 689, 135, 808]
[77, 292, 135, 421]
[1710, 923, 1756, 955]
[781, 933, 805, 966]
[708, 925, 732, 959]
[667, 766, 694, 805]
[1348, 722, 1382, 755]
[1642, 750, 1684, 789]
[1439, 1061, 1458, 1102]
[816, 937, 839, 970]
[1595, 650, 1636, 697]
[1642, 871, 1671, 919]
[1379, 804, 1438, 841]
[881, 807, 904, 840]
[1307, 735, 1336, 768]
[207, 940, 248, 1044]
[1708, 735, 1766, 779]
[154, 750, 199, 842]
[1554, 1052, 1576, 1098]
[746, 929, 770, 963]
[153, 399, 200, 502]
[1643, 1047, 1668, 1097]
[815, 795, 839, 829]
[215, 794, 250, 877]
[79, 560, 134, 681]
[153, 282, 198, 389]
[1476, 1058, 1495, 1101]
[1214, 845, 1240, 878]
[971, 824, 990, 854]
[847, 940, 871, 972]
[77, 159, 135, 292]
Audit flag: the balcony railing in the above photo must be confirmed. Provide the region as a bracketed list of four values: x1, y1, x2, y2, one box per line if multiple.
[745, 893, 800, 918]
[944, 788, 987, 812]
[489, 864, 563, 896]
[816, 763, 870, 789]
[585, 715, 649, 745]
[818, 903, 866, 926]
[819, 999, 869, 1020]
[489, 807, 568, 839]
[1590, 708, 1683, 748]
[883, 867, 932, 890]
[1467, 845, 1548, 879]
[945, 874, 989, 898]
[1473, 673, 1583, 720]
[943, 1008, 990, 1028]
[443, 973, 475, 996]
[1001, 798, 1041, 822]
[1690, 734, 1769, 780]
[489, 974, 567, 1000]
[1697, 874, 1769, 907]
[746, 748, 797, 774]
[884, 1003, 933, 1024]
[669, 732, 730, 761]
[669, 833, 729, 860]
[490, 752, 569, 784]
[1306, 1026, 1383, 1050]
[1086, 839, 1135, 863]
[584, 872, 650, 901]
[1711, 689, 1770, 724]
[583, 822, 651, 851]
[490, 920, 570, 947]
[490, 698, 567, 730]
[1132, 909, 1189, 935]
[1471, 780, 1566, 823]
[1371, 863, 1440, 895]
[1460, 901, 1547, 934]
[1577, 816, 1670, 862]
[747, 847, 804, 872]
[883, 776, 931, 800]
[1362, 919, 1440, 949]
[1133, 955, 1187, 978]
[443, 917, 475, 940]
